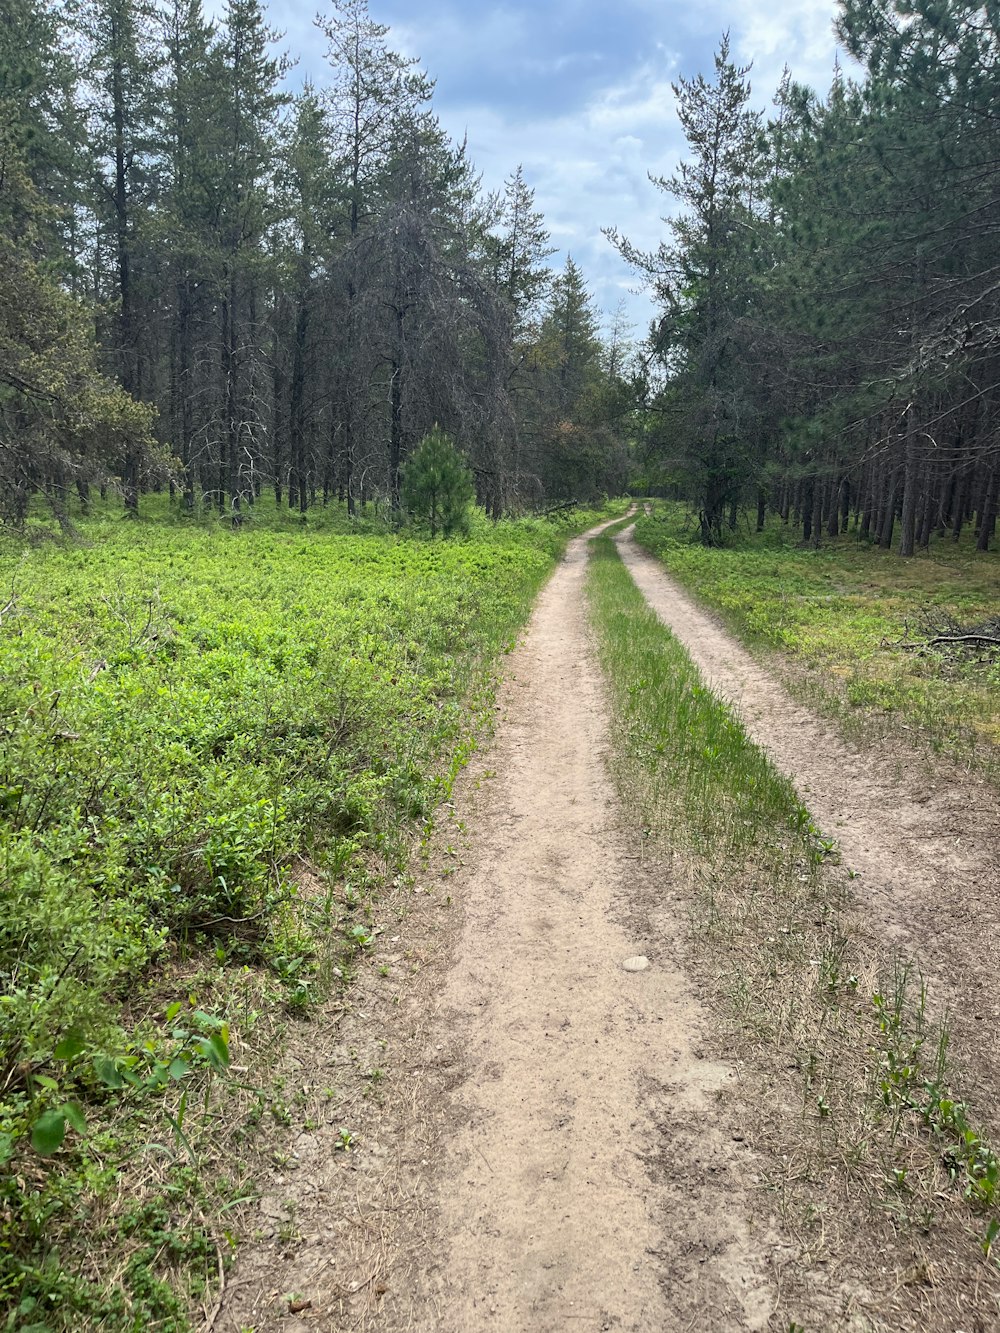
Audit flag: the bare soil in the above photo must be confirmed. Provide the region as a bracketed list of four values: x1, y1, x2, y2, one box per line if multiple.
[217, 519, 1000, 1333]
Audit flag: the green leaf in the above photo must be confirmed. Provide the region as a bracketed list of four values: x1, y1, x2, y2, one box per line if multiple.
[62, 1102, 88, 1136]
[31, 1109, 66, 1155]
[195, 1034, 229, 1071]
[208, 1031, 230, 1067]
[168, 1056, 190, 1080]
[94, 1056, 124, 1089]
[165, 1001, 183, 1021]
[54, 1027, 87, 1061]
[33, 1074, 59, 1092]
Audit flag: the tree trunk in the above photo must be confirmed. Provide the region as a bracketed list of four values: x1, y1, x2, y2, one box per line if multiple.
[827, 476, 842, 538]
[977, 464, 999, 552]
[289, 293, 308, 515]
[802, 478, 813, 543]
[878, 467, 899, 549]
[898, 420, 919, 557]
[111, 32, 139, 515]
[390, 301, 405, 513]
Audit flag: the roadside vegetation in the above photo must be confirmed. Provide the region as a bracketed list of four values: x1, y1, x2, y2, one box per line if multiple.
[634, 505, 1000, 782]
[0, 495, 616, 1331]
[588, 527, 1000, 1329]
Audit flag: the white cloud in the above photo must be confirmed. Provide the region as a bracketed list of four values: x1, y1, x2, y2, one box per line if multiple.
[220, 0, 859, 334]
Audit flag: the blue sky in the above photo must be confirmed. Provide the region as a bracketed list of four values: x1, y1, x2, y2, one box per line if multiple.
[232, 0, 855, 336]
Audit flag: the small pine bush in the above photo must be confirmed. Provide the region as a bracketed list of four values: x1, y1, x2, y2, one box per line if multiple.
[401, 427, 474, 538]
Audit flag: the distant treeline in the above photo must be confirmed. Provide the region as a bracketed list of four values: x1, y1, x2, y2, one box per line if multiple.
[1, 0, 632, 527]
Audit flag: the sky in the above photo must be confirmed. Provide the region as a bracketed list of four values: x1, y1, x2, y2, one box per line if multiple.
[226, 0, 858, 337]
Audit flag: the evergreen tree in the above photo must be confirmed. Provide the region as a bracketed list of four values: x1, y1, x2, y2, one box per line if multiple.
[158, 0, 218, 508]
[491, 165, 555, 334]
[610, 34, 766, 541]
[0, 119, 161, 525]
[207, 0, 286, 514]
[401, 426, 474, 536]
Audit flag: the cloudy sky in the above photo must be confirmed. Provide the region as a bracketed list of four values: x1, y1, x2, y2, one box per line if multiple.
[243, 0, 855, 335]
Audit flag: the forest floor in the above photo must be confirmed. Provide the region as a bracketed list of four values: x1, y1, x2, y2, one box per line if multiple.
[218, 517, 1000, 1332]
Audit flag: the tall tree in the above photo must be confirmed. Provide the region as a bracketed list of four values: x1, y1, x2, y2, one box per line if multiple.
[208, 0, 286, 514]
[316, 0, 434, 513]
[83, 0, 160, 508]
[491, 165, 555, 335]
[0, 114, 161, 524]
[159, 0, 217, 508]
[611, 34, 765, 541]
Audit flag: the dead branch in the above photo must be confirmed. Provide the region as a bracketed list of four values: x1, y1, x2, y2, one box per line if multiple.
[889, 633, 1000, 651]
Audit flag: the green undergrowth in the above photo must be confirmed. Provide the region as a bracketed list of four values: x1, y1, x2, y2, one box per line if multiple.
[587, 530, 1000, 1319]
[633, 505, 1000, 781]
[0, 494, 618, 1330]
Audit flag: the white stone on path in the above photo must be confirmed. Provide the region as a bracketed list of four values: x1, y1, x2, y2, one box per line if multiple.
[622, 956, 650, 972]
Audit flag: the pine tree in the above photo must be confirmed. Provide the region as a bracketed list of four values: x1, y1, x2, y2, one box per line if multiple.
[492, 165, 555, 334]
[0, 118, 160, 525]
[610, 34, 766, 541]
[401, 426, 474, 537]
[208, 0, 286, 515]
[159, 0, 218, 508]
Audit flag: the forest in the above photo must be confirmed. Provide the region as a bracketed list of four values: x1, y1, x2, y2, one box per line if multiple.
[3, 0, 999, 551]
[0, 0, 632, 529]
[617, 3, 1000, 553]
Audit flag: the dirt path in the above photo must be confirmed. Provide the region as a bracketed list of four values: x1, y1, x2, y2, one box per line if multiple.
[616, 523, 1000, 1130]
[382, 519, 773, 1330]
[218, 516, 1000, 1332]
[219, 519, 778, 1332]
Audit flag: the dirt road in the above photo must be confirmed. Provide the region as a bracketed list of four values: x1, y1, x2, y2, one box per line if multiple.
[616, 523, 1000, 1131]
[384, 520, 773, 1330]
[220, 519, 775, 1331]
[220, 518, 999, 1332]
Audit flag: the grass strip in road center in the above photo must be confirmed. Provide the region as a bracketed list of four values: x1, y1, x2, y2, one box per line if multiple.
[587, 528, 816, 872]
[586, 529, 1000, 1330]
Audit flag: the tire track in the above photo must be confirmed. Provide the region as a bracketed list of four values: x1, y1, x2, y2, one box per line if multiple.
[616, 523, 1000, 1130]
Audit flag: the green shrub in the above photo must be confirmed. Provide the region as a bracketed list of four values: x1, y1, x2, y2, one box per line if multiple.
[401, 427, 475, 537]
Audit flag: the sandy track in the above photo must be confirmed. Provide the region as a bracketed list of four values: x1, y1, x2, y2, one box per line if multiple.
[616, 524, 1000, 1129]
[219, 520, 776, 1333]
[217, 518, 998, 1333]
[390, 520, 773, 1331]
